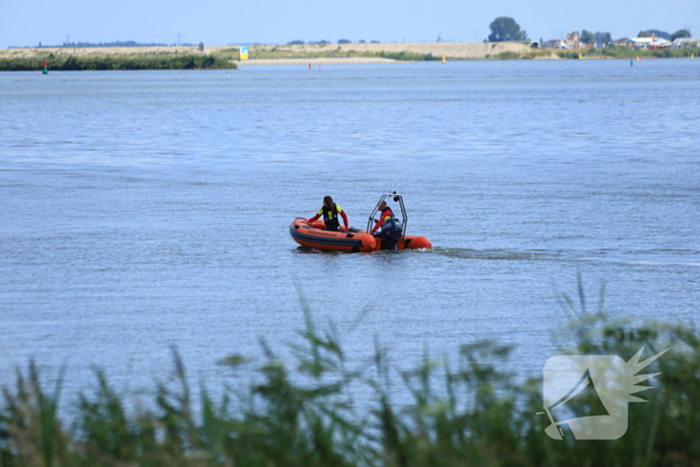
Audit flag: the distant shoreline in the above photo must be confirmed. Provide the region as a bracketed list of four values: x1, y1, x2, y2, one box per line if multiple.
[0, 42, 533, 60]
[1, 42, 697, 70]
[0, 42, 541, 67]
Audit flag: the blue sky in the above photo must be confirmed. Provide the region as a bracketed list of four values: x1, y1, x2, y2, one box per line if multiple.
[1, 0, 698, 47]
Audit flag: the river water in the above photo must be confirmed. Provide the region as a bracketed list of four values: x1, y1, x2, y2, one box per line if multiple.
[1, 59, 698, 396]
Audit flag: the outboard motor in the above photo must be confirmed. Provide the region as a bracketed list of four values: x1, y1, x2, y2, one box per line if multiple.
[380, 218, 402, 250]
[381, 217, 402, 233]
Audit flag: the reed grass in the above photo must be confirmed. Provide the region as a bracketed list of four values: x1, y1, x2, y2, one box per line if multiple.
[0, 54, 236, 71]
[1, 286, 698, 466]
[491, 47, 700, 60]
[587, 46, 700, 59]
[555, 46, 700, 60]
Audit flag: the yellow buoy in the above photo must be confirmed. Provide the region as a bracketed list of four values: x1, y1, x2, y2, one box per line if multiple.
[441, 55, 446, 64]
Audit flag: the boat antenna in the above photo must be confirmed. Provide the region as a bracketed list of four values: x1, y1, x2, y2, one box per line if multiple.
[387, 159, 397, 195]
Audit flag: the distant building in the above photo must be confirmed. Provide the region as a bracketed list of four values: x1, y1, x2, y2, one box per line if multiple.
[546, 32, 582, 50]
[546, 39, 567, 49]
[615, 39, 636, 47]
[630, 36, 672, 49]
[565, 31, 581, 49]
[544, 31, 603, 49]
[672, 37, 699, 48]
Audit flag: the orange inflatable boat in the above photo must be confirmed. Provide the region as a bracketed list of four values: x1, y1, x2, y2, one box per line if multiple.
[290, 193, 432, 253]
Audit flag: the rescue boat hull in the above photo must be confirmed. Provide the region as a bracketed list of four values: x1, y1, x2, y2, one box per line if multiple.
[289, 219, 431, 253]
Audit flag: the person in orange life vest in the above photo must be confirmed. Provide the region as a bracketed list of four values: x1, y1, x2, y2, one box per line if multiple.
[371, 201, 401, 250]
[371, 201, 394, 234]
[308, 195, 349, 232]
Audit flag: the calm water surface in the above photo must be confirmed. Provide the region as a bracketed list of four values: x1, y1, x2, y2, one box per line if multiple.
[1, 60, 698, 396]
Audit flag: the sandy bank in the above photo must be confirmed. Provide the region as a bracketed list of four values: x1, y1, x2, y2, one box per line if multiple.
[250, 42, 534, 59]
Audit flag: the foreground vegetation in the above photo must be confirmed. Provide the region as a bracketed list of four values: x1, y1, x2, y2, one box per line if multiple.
[1, 288, 698, 466]
[0, 54, 235, 71]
